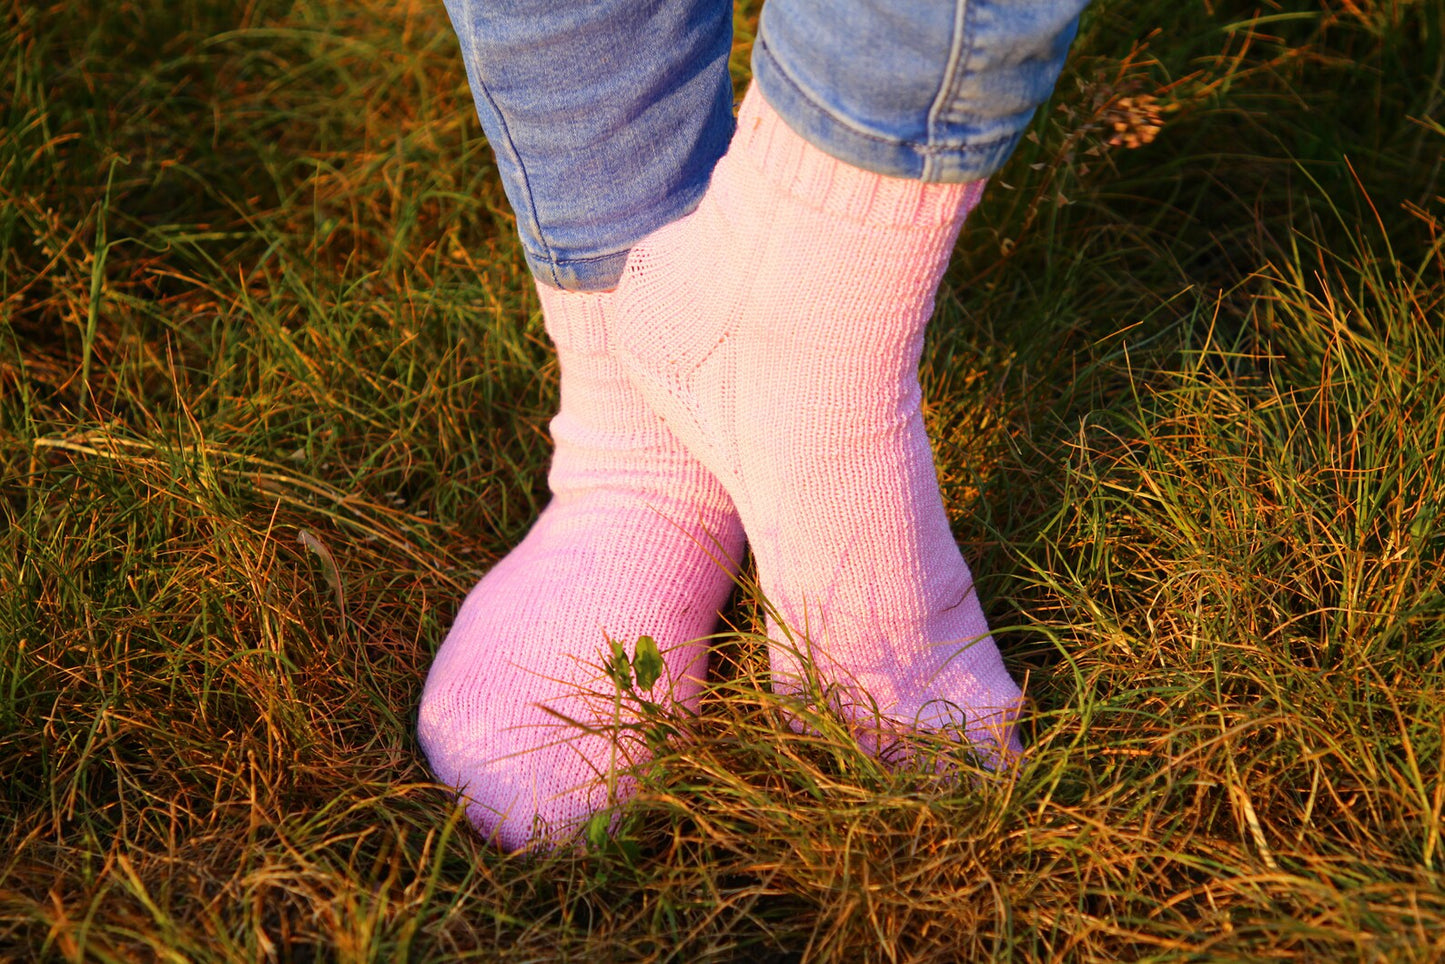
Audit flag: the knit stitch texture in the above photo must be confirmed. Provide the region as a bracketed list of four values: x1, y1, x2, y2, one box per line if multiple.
[614, 85, 1025, 765]
[418, 285, 744, 849]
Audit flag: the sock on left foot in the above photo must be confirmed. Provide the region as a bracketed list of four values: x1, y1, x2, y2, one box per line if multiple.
[613, 85, 1025, 766]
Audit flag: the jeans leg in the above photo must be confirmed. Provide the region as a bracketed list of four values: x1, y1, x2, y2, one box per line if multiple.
[752, 0, 1090, 182]
[444, 0, 735, 291]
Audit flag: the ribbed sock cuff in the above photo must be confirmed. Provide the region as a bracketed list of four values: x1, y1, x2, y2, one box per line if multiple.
[733, 84, 986, 229]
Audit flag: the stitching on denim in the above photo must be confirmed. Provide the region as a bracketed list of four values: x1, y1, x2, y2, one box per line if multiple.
[925, 0, 975, 181]
[458, 5, 560, 289]
[755, 32, 1014, 161]
[476, 87, 558, 286]
[544, 250, 632, 268]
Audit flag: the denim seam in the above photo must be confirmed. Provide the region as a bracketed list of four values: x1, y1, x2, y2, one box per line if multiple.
[925, 0, 974, 181]
[468, 78, 559, 287]
[755, 33, 1017, 160]
[528, 249, 632, 268]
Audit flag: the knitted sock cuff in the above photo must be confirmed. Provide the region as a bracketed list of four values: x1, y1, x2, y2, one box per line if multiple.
[732, 84, 986, 230]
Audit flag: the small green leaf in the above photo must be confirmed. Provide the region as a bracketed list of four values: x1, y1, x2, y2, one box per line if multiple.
[633, 635, 664, 691]
[606, 638, 632, 690]
[584, 811, 610, 851]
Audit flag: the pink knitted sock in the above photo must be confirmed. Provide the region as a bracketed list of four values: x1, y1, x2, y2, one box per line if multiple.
[418, 285, 744, 850]
[614, 86, 1024, 766]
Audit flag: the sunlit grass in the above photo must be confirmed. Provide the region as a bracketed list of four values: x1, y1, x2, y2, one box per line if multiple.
[2, 0, 1442, 959]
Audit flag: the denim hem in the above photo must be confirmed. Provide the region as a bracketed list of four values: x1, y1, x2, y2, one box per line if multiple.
[525, 248, 631, 294]
[526, 184, 711, 293]
[751, 33, 1025, 184]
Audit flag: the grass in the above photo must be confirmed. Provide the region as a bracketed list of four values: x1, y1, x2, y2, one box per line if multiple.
[2, 0, 1443, 959]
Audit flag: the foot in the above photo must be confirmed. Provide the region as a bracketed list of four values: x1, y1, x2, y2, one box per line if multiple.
[417, 284, 745, 849]
[613, 85, 1024, 766]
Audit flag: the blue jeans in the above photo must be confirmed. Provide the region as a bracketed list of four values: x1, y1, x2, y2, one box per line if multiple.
[445, 0, 1088, 292]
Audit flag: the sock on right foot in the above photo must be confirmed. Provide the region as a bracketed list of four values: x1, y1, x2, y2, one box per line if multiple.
[614, 85, 1024, 765]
